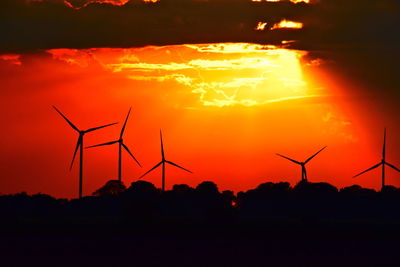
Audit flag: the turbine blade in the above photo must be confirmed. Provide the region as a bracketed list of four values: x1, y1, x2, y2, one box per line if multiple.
[70, 135, 82, 170]
[305, 146, 327, 164]
[85, 140, 119, 149]
[166, 161, 192, 173]
[120, 107, 132, 138]
[85, 122, 118, 133]
[386, 162, 400, 173]
[52, 106, 79, 132]
[276, 153, 300, 164]
[122, 143, 141, 167]
[160, 129, 165, 160]
[139, 162, 162, 179]
[353, 162, 382, 178]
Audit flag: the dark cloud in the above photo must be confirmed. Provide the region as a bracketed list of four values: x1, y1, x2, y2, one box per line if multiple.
[1, 0, 399, 53]
[294, 0, 400, 50]
[0, 0, 310, 53]
[290, 0, 400, 112]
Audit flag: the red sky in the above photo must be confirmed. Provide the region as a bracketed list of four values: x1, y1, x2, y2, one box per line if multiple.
[1, 43, 399, 198]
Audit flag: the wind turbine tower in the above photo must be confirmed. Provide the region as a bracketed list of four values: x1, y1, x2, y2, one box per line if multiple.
[86, 108, 141, 182]
[53, 106, 117, 198]
[276, 146, 327, 182]
[354, 128, 400, 190]
[139, 130, 192, 191]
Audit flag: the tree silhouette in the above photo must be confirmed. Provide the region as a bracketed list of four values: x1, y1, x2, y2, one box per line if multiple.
[93, 180, 127, 196]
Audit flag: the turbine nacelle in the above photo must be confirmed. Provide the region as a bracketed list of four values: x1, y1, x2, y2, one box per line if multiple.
[276, 146, 326, 182]
[85, 107, 141, 182]
[53, 105, 118, 198]
[139, 130, 192, 191]
[353, 128, 400, 190]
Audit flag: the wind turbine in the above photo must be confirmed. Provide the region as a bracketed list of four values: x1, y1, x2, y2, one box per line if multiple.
[276, 146, 327, 182]
[86, 108, 141, 182]
[53, 106, 117, 199]
[353, 128, 400, 190]
[139, 130, 192, 191]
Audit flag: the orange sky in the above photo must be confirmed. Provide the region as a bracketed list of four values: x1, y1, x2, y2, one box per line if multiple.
[1, 42, 399, 198]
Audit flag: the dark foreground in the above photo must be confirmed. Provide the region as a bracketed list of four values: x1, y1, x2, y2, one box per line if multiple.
[2, 220, 400, 266]
[2, 180, 400, 266]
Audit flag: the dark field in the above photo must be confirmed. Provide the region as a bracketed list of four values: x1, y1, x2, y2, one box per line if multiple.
[2, 220, 400, 267]
[2, 180, 400, 266]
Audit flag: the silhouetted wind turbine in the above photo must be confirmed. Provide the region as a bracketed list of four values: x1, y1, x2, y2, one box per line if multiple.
[53, 106, 117, 199]
[353, 128, 400, 190]
[276, 146, 327, 182]
[139, 130, 192, 191]
[86, 108, 141, 182]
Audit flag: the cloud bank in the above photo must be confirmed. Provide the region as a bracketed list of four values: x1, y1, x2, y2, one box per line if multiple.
[1, 0, 399, 53]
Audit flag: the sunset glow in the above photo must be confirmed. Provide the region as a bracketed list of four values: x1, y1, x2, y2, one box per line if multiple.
[49, 43, 315, 107]
[3, 1, 400, 264]
[253, 0, 310, 3]
[62, 0, 130, 9]
[2, 41, 382, 198]
[271, 19, 304, 30]
[0, 54, 21, 66]
[255, 22, 268, 31]
[0, 0, 400, 267]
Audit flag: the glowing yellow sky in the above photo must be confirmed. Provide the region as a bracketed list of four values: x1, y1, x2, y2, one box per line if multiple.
[271, 19, 303, 30]
[49, 43, 320, 107]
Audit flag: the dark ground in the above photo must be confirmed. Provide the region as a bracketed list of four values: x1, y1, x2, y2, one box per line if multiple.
[2, 180, 400, 266]
[1, 220, 400, 267]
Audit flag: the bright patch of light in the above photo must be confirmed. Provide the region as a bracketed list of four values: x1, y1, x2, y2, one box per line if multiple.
[255, 22, 268, 31]
[63, 0, 130, 9]
[0, 54, 21, 65]
[184, 43, 278, 54]
[252, 0, 310, 3]
[46, 43, 323, 108]
[271, 19, 303, 30]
